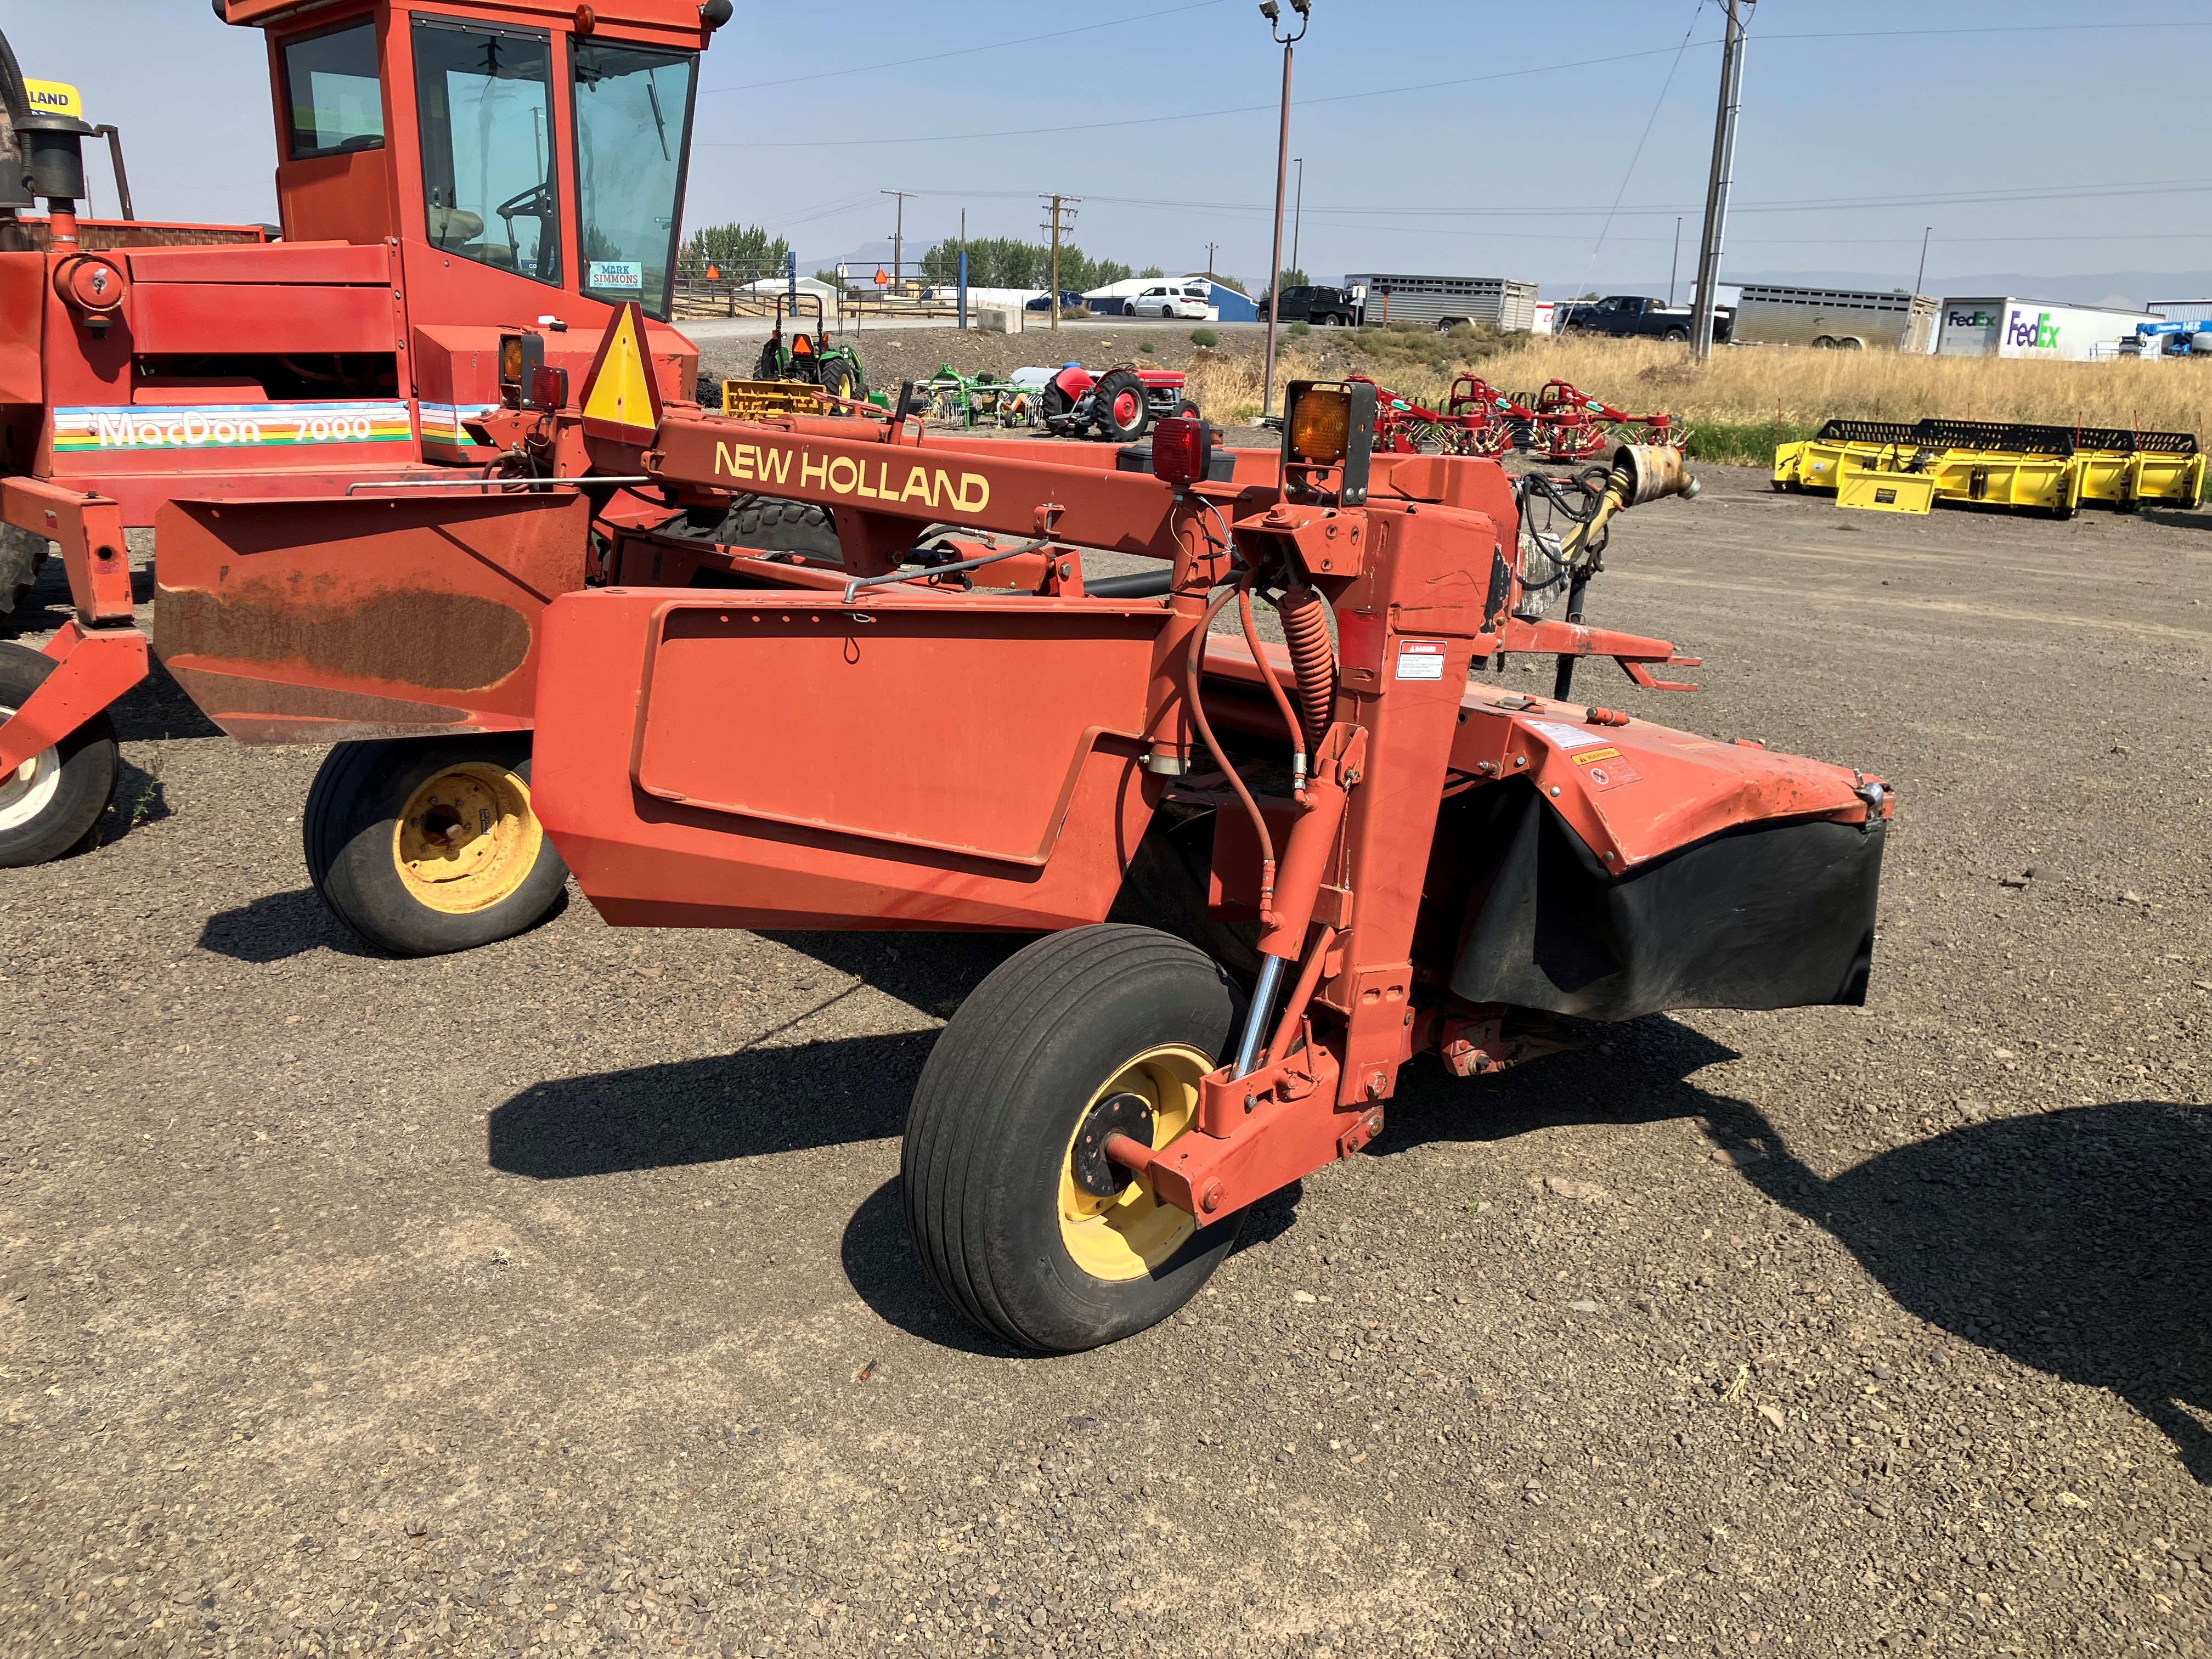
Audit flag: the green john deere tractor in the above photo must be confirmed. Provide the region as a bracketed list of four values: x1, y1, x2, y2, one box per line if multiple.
[755, 291, 866, 405]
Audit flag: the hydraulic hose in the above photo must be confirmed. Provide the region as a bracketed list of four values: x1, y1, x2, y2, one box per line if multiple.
[1277, 584, 1335, 754]
[0, 29, 29, 127]
[1185, 577, 1276, 925]
[1236, 586, 1307, 798]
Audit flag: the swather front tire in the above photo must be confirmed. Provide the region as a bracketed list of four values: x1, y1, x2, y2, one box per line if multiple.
[304, 733, 568, 956]
[902, 924, 1244, 1353]
[0, 641, 116, 867]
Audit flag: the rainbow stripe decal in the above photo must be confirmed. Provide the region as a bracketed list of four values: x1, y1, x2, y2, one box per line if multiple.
[53, 400, 414, 453]
[418, 401, 502, 448]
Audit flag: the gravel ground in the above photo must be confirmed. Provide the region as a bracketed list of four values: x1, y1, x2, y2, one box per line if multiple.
[1, 464, 2209, 1657]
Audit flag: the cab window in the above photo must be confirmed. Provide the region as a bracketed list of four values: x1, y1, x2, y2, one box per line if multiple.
[414, 18, 560, 285]
[283, 20, 384, 159]
[572, 40, 698, 320]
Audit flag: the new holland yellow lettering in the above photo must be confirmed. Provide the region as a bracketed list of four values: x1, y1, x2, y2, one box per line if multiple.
[801, 452, 829, 489]
[933, 469, 958, 509]
[827, 456, 860, 495]
[954, 472, 990, 514]
[900, 465, 933, 505]
[760, 448, 792, 485]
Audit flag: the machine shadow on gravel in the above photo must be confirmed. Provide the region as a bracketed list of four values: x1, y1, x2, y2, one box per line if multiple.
[1722, 1094, 2212, 1486]
[197, 887, 384, 963]
[839, 1172, 1308, 1357]
[488, 1029, 940, 1181]
[1376, 1019, 2212, 1482]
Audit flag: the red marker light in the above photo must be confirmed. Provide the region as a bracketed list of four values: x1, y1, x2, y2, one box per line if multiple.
[1151, 415, 1210, 488]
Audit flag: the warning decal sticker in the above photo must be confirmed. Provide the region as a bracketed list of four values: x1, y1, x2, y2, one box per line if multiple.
[1523, 718, 1612, 752]
[1395, 639, 1447, 680]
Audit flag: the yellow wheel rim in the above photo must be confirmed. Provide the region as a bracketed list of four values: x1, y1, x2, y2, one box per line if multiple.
[391, 761, 542, 915]
[1057, 1043, 1210, 1283]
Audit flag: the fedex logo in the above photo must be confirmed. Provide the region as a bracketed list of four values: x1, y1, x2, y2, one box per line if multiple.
[1948, 308, 1996, 328]
[2006, 308, 2061, 349]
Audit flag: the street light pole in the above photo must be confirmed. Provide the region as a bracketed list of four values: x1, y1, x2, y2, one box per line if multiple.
[1260, 1, 1311, 421]
[1690, 0, 1751, 361]
[1913, 225, 1932, 296]
[1290, 156, 1305, 280]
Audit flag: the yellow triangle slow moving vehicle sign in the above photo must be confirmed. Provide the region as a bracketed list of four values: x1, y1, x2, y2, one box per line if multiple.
[578, 301, 664, 445]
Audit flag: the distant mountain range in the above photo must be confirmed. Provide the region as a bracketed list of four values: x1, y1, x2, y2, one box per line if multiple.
[1541, 270, 2212, 310]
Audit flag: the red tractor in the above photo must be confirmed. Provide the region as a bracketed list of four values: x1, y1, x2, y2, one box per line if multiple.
[0, 0, 733, 953]
[1039, 363, 1198, 443]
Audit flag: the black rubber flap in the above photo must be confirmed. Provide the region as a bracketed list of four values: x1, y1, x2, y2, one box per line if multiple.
[1447, 783, 1883, 1021]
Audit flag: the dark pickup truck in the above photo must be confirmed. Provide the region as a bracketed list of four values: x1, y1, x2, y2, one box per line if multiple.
[1259, 284, 1361, 327]
[1554, 294, 1731, 343]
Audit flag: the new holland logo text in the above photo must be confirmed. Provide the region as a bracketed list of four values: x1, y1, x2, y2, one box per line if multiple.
[2006, 309, 2061, 349]
[714, 440, 990, 514]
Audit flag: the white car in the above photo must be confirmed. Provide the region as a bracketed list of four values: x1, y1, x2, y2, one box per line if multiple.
[1123, 283, 1212, 320]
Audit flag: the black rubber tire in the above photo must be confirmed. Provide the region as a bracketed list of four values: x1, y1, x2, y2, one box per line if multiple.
[1175, 398, 1201, 420]
[1122, 301, 1137, 317]
[754, 341, 781, 380]
[1092, 368, 1150, 444]
[303, 733, 568, 957]
[820, 356, 865, 406]
[0, 641, 117, 867]
[713, 496, 844, 561]
[0, 526, 50, 622]
[1041, 381, 1076, 436]
[1664, 327, 1689, 343]
[904, 924, 1245, 1352]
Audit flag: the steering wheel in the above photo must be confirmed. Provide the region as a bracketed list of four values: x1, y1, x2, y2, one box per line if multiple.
[495, 182, 554, 222]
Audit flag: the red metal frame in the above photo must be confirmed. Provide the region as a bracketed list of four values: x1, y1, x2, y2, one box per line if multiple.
[2, 0, 724, 825]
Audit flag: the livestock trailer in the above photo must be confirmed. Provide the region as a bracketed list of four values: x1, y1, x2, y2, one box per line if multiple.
[1730, 285, 1938, 352]
[1344, 273, 1539, 333]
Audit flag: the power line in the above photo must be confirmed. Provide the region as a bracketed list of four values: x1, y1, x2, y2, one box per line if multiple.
[697, 20, 2212, 151]
[699, 0, 1231, 95]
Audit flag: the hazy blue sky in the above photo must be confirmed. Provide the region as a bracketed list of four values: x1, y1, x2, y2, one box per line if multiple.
[12, 1, 2212, 297]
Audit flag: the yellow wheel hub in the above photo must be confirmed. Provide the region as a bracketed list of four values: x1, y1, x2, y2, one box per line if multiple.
[1058, 1043, 1210, 1282]
[391, 762, 541, 915]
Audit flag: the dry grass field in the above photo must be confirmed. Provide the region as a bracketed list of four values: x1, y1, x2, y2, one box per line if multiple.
[1181, 328, 2212, 464]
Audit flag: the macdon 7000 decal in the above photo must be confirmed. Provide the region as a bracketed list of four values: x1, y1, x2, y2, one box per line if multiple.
[713, 438, 992, 515]
[53, 401, 414, 453]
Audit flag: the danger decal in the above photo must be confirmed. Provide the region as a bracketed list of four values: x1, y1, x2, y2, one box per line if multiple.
[1394, 639, 1447, 681]
[54, 401, 413, 453]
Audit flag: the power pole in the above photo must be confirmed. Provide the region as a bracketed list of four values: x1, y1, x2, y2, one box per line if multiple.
[1689, 0, 1750, 360]
[1040, 193, 1079, 331]
[1913, 224, 1932, 296]
[881, 189, 915, 288]
[1261, 2, 1311, 420]
[1205, 241, 1220, 279]
[1668, 216, 1681, 307]
[1290, 156, 1304, 279]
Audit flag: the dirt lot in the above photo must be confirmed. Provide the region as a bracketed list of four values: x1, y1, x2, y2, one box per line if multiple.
[2, 462, 2210, 1657]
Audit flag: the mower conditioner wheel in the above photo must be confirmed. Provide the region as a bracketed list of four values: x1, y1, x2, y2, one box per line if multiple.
[903, 924, 1244, 1353]
[0, 642, 117, 867]
[304, 733, 568, 957]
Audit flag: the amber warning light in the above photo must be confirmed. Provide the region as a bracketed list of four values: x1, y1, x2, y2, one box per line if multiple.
[1281, 379, 1375, 506]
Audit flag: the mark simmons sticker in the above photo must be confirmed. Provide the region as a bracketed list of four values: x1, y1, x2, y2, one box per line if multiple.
[1394, 638, 1447, 680]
